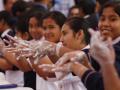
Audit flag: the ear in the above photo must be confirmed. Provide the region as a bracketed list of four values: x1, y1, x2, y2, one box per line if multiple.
[75, 30, 83, 40]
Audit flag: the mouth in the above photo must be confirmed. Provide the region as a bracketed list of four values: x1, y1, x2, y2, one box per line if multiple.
[101, 29, 111, 34]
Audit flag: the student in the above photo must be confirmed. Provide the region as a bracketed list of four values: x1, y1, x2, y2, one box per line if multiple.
[43, 11, 66, 43]
[0, 10, 15, 41]
[51, 1, 120, 90]
[68, 5, 83, 18]
[0, 10, 15, 72]
[55, 17, 90, 90]
[89, 29, 120, 90]
[3, 0, 16, 15]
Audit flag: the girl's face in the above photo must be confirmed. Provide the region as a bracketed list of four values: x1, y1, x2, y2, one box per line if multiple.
[29, 17, 44, 40]
[60, 24, 81, 50]
[43, 18, 61, 43]
[98, 7, 120, 40]
[5, 0, 16, 13]
[0, 20, 5, 32]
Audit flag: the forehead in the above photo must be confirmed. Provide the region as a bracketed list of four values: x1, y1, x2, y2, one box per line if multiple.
[43, 18, 56, 25]
[61, 24, 71, 32]
[101, 7, 119, 17]
[29, 17, 38, 24]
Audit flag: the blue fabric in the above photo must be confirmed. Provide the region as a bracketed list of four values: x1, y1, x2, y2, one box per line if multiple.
[81, 41, 120, 90]
[0, 84, 17, 89]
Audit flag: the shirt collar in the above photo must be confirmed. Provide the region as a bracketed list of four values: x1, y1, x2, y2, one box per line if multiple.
[82, 45, 90, 50]
[112, 36, 120, 45]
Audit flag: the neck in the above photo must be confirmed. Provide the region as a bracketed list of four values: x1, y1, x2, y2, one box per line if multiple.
[75, 43, 87, 50]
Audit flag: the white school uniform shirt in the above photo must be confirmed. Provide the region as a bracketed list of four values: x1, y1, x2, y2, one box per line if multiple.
[29, 37, 54, 90]
[52, 44, 88, 90]
[5, 69, 24, 87]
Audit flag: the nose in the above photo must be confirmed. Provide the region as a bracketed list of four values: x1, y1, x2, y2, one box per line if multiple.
[102, 19, 110, 27]
[45, 28, 49, 33]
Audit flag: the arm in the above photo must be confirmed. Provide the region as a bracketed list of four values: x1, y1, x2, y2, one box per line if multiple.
[0, 57, 13, 70]
[30, 56, 56, 79]
[89, 29, 120, 90]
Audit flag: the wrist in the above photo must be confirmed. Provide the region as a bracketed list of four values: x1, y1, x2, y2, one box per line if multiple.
[0, 48, 6, 56]
[71, 62, 88, 77]
[99, 60, 114, 68]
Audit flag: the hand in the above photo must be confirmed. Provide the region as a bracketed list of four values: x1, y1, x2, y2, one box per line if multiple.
[89, 29, 115, 65]
[4, 35, 30, 48]
[55, 51, 86, 66]
[0, 38, 5, 51]
[39, 64, 56, 72]
[39, 62, 73, 73]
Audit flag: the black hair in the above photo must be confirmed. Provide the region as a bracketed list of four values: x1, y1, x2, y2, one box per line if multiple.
[3, 0, 8, 5]
[99, 1, 120, 16]
[11, 0, 29, 17]
[42, 11, 66, 28]
[76, 0, 96, 15]
[65, 17, 90, 44]
[68, 5, 81, 17]
[27, 5, 48, 27]
[0, 10, 14, 27]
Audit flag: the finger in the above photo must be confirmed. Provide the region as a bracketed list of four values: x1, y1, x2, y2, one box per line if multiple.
[88, 28, 95, 36]
[52, 67, 64, 72]
[3, 39, 10, 45]
[39, 64, 55, 69]
[6, 34, 17, 43]
[55, 55, 69, 66]
[107, 37, 114, 51]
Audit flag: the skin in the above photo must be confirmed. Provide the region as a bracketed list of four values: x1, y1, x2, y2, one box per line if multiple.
[98, 7, 120, 90]
[98, 7, 120, 40]
[29, 17, 44, 40]
[43, 18, 61, 43]
[69, 8, 84, 18]
[60, 24, 86, 50]
[4, 0, 16, 14]
[0, 20, 10, 33]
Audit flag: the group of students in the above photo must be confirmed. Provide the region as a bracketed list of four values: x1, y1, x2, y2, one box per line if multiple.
[0, 0, 120, 90]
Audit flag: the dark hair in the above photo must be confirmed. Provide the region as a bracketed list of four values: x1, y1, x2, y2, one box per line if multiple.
[3, 0, 8, 5]
[96, 0, 112, 6]
[11, 0, 29, 17]
[16, 13, 29, 34]
[65, 17, 90, 44]
[27, 6, 47, 27]
[68, 5, 81, 17]
[76, 0, 96, 15]
[16, 12, 32, 40]
[0, 10, 14, 27]
[42, 11, 66, 28]
[99, 1, 120, 16]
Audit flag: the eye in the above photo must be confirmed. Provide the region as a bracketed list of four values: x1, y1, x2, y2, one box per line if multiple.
[43, 26, 46, 30]
[110, 17, 118, 21]
[48, 25, 55, 29]
[99, 16, 105, 22]
[62, 31, 67, 36]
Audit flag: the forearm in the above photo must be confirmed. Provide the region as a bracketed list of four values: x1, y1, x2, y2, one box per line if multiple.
[71, 62, 88, 78]
[17, 58, 32, 72]
[101, 63, 120, 90]
[31, 56, 55, 79]
[0, 58, 13, 70]
[59, 46, 73, 57]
